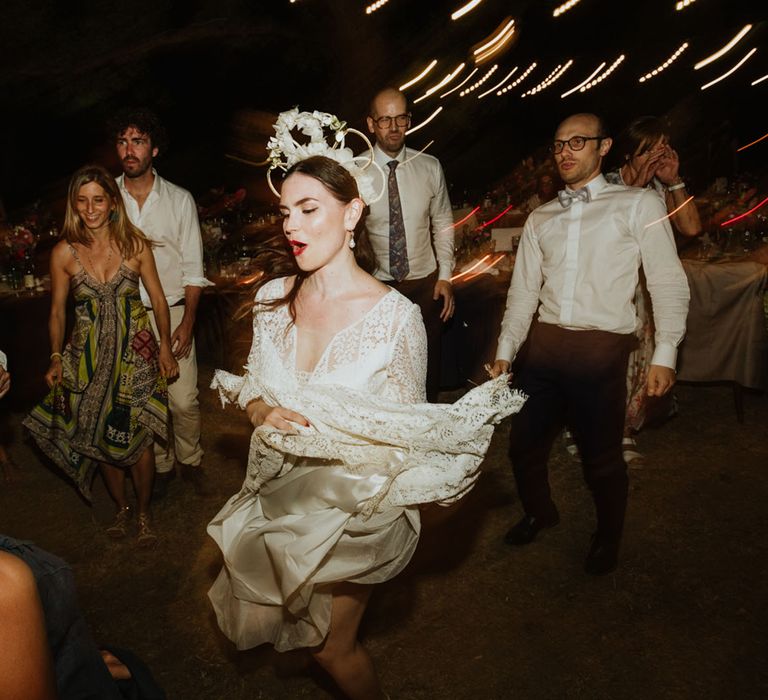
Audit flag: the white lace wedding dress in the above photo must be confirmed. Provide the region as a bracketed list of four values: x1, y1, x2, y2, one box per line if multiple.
[208, 277, 525, 652]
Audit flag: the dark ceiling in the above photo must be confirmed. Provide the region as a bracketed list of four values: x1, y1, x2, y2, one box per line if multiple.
[0, 0, 765, 210]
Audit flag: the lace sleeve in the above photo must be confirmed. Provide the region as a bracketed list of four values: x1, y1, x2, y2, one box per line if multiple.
[210, 291, 267, 409]
[386, 302, 428, 404]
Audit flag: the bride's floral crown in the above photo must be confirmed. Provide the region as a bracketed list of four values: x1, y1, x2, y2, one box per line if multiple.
[266, 108, 385, 205]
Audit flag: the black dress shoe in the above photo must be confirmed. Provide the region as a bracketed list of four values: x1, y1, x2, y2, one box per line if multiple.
[504, 512, 560, 546]
[584, 534, 620, 575]
[180, 463, 212, 497]
[152, 470, 176, 500]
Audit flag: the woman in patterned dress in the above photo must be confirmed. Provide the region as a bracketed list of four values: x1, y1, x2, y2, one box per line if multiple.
[24, 165, 178, 545]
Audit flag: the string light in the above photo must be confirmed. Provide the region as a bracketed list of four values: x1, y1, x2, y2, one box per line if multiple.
[405, 106, 443, 135]
[399, 59, 438, 91]
[451, 0, 483, 20]
[460, 64, 499, 96]
[414, 63, 466, 103]
[553, 0, 582, 18]
[638, 42, 689, 82]
[440, 67, 479, 98]
[522, 60, 573, 97]
[578, 54, 626, 92]
[694, 25, 752, 70]
[737, 131, 768, 152]
[751, 74, 768, 86]
[365, 0, 389, 14]
[477, 66, 518, 98]
[675, 0, 695, 8]
[497, 62, 537, 94]
[700, 48, 757, 90]
[560, 62, 606, 97]
[473, 19, 516, 65]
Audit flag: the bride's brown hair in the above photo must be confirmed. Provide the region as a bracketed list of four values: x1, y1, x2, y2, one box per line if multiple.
[237, 155, 377, 322]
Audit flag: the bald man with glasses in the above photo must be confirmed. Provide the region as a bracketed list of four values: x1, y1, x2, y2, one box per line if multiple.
[363, 87, 455, 402]
[490, 113, 689, 575]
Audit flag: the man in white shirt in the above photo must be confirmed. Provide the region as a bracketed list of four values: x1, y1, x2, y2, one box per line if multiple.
[491, 113, 689, 575]
[111, 109, 212, 495]
[364, 88, 455, 401]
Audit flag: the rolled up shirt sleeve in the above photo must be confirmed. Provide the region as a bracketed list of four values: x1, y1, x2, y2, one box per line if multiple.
[179, 192, 215, 289]
[430, 163, 456, 281]
[633, 190, 690, 369]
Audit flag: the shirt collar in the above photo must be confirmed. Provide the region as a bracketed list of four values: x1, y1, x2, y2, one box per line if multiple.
[373, 143, 406, 166]
[117, 168, 161, 197]
[565, 172, 607, 198]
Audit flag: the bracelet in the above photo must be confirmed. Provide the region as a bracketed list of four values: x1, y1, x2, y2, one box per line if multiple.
[50, 352, 63, 361]
[667, 181, 686, 192]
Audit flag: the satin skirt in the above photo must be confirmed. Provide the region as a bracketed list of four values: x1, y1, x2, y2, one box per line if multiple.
[207, 461, 420, 652]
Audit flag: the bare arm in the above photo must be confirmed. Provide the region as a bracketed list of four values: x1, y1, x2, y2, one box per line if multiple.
[45, 243, 72, 387]
[656, 146, 702, 238]
[137, 244, 179, 379]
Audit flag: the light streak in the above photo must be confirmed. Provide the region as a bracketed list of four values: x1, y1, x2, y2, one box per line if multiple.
[675, 0, 696, 9]
[700, 48, 757, 90]
[560, 62, 606, 97]
[441, 67, 478, 97]
[451, 0, 483, 20]
[474, 20, 516, 64]
[478, 67, 518, 98]
[638, 43, 689, 82]
[405, 106, 443, 135]
[460, 64, 498, 96]
[451, 254, 491, 282]
[644, 196, 695, 228]
[522, 60, 573, 97]
[365, 0, 390, 14]
[414, 63, 466, 103]
[473, 18, 515, 58]
[737, 131, 768, 152]
[497, 62, 537, 94]
[462, 253, 506, 282]
[694, 24, 752, 70]
[478, 204, 515, 228]
[719, 196, 768, 227]
[553, 0, 582, 18]
[751, 73, 768, 86]
[578, 54, 625, 92]
[452, 206, 481, 228]
[399, 59, 438, 91]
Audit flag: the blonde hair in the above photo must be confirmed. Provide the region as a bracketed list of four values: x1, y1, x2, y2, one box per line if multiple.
[62, 164, 154, 260]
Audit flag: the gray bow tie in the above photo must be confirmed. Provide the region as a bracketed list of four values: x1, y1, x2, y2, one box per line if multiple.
[558, 187, 591, 208]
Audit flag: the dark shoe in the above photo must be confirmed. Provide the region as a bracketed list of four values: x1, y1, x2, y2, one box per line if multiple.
[584, 534, 619, 575]
[153, 470, 176, 500]
[180, 463, 212, 497]
[504, 512, 560, 546]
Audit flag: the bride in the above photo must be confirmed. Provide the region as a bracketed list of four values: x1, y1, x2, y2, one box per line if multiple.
[207, 110, 524, 699]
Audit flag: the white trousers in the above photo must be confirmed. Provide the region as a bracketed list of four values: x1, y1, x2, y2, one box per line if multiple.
[147, 305, 204, 473]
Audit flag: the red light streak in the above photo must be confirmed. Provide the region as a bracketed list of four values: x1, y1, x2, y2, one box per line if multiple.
[719, 195, 768, 227]
[478, 203, 515, 228]
[737, 131, 768, 152]
[644, 196, 694, 228]
[453, 206, 480, 227]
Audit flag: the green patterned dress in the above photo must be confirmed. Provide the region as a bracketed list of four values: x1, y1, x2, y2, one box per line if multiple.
[24, 248, 169, 500]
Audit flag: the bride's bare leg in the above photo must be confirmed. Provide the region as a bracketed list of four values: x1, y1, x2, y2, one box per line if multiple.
[311, 582, 386, 700]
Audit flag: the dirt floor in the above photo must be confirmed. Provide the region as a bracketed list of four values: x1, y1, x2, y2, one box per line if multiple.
[1, 369, 767, 699]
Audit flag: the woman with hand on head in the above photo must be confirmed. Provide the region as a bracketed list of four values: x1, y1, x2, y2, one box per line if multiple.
[208, 110, 522, 700]
[24, 164, 177, 546]
[606, 117, 701, 464]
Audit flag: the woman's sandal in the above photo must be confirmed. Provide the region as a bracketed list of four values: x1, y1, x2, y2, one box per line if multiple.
[106, 506, 131, 539]
[136, 514, 158, 548]
[622, 436, 645, 466]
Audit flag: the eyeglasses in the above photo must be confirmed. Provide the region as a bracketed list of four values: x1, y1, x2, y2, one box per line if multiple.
[550, 136, 604, 154]
[372, 113, 411, 129]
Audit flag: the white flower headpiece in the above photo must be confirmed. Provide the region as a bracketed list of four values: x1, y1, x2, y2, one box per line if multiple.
[266, 107, 385, 206]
